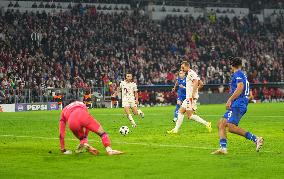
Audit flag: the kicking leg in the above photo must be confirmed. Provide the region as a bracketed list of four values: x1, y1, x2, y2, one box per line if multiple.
[190, 114, 212, 132]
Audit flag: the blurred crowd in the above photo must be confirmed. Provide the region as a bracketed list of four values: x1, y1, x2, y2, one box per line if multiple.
[0, 5, 283, 103]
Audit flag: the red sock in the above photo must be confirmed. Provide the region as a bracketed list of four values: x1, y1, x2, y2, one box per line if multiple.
[80, 137, 88, 145]
[101, 133, 111, 147]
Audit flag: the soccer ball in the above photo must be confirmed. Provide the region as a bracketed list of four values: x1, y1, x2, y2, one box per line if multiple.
[119, 126, 129, 135]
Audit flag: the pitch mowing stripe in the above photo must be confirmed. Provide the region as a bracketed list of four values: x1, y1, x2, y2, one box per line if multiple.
[0, 134, 275, 153]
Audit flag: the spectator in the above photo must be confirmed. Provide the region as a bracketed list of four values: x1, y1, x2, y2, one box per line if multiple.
[0, 8, 283, 104]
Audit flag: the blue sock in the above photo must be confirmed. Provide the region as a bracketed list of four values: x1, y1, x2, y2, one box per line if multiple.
[174, 104, 181, 118]
[220, 139, 227, 149]
[245, 132, 257, 142]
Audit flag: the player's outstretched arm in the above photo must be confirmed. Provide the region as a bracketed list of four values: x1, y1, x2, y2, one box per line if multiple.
[172, 81, 178, 92]
[226, 82, 244, 109]
[59, 117, 67, 153]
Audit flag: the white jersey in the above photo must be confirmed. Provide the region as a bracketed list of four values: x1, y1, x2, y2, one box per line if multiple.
[119, 80, 138, 101]
[186, 69, 199, 99]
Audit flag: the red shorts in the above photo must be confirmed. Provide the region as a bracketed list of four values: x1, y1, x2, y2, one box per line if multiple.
[68, 108, 101, 138]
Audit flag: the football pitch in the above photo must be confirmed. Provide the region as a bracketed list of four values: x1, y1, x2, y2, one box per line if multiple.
[0, 103, 284, 179]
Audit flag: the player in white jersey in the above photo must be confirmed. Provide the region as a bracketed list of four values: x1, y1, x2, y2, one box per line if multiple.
[167, 61, 212, 134]
[116, 73, 144, 127]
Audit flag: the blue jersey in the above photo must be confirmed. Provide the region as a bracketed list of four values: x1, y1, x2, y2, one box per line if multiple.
[230, 70, 249, 108]
[177, 77, 186, 98]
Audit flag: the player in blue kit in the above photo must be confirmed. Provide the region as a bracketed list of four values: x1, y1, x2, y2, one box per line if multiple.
[172, 71, 186, 122]
[212, 57, 264, 155]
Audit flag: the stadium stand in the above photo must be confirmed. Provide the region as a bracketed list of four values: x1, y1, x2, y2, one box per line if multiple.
[0, 0, 283, 104]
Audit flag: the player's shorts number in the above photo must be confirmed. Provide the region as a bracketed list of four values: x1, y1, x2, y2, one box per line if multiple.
[228, 111, 232, 118]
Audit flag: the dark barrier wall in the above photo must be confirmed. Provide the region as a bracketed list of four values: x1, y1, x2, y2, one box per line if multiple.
[199, 93, 231, 104]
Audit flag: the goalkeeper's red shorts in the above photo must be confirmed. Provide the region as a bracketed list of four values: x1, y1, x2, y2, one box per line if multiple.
[68, 108, 101, 139]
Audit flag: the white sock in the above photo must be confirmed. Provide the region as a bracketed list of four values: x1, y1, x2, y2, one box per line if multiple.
[127, 114, 136, 126]
[106, 146, 112, 152]
[190, 115, 208, 126]
[137, 109, 143, 115]
[174, 113, 184, 132]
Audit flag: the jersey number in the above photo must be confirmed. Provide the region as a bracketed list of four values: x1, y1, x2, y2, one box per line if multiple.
[244, 80, 249, 96]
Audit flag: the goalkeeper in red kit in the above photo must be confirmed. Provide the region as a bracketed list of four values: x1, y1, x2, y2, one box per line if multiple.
[59, 101, 123, 155]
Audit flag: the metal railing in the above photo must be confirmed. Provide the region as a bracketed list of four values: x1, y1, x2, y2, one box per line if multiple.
[0, 87, 106, 104]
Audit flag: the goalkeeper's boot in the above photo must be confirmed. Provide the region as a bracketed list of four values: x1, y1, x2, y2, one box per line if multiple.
[167, 129, 178, 134]
[206, 122, 212, 133]
[84, 143, 99, 156]
[211, 148, 228, 155]
[107, 150, 124, 156]
[256, 137, 264, 152]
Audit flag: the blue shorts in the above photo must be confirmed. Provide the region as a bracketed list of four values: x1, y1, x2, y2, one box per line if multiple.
[177, 95, 186, 102]
[223, 107, 247, 126]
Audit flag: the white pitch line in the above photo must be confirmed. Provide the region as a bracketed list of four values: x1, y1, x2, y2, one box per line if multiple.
[0, 134, 277, 153]
[93, 113, 284, 118]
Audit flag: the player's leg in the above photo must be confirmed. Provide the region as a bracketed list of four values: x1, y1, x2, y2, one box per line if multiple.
[68, 116, 94, 154]
[167, 100, 187, 134]
[226, 108, 264, 151]
[173, 99, 182, 122]
[212, 108, 264, 154]
[132, 104, 144, 119]
[189, 100, 212, 132]
[212, 108, 232, 154]
[124, 105, 137, 127]
[190, 114, 212, 131]
[74, 128, 90, 153]
[211, 118, 228, 155]
[68, 115, 86, 143]
[122, 100, 137, 127]
[212, 109, 242, 154]
[84, 115, 123, 155]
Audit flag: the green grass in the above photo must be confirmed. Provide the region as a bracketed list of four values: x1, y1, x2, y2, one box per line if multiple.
[0, 103, 284, 179]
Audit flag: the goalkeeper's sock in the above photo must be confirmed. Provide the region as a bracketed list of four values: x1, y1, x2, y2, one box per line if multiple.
[174, 113, 184, 132]
[174, 104, 181, 118]
[79, 137, 88, 145]
[190, 115, 208, 126]
[220, 138, 227, 149]
[127, 114, 136, 126]
[100, 132, 111, 147]
[245, 132, 257, 143]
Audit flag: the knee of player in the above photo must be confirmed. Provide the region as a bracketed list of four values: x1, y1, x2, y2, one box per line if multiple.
[218, 119, 227, 128]
[227, 123, 237, 132]
[96, 127, 105, 135]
